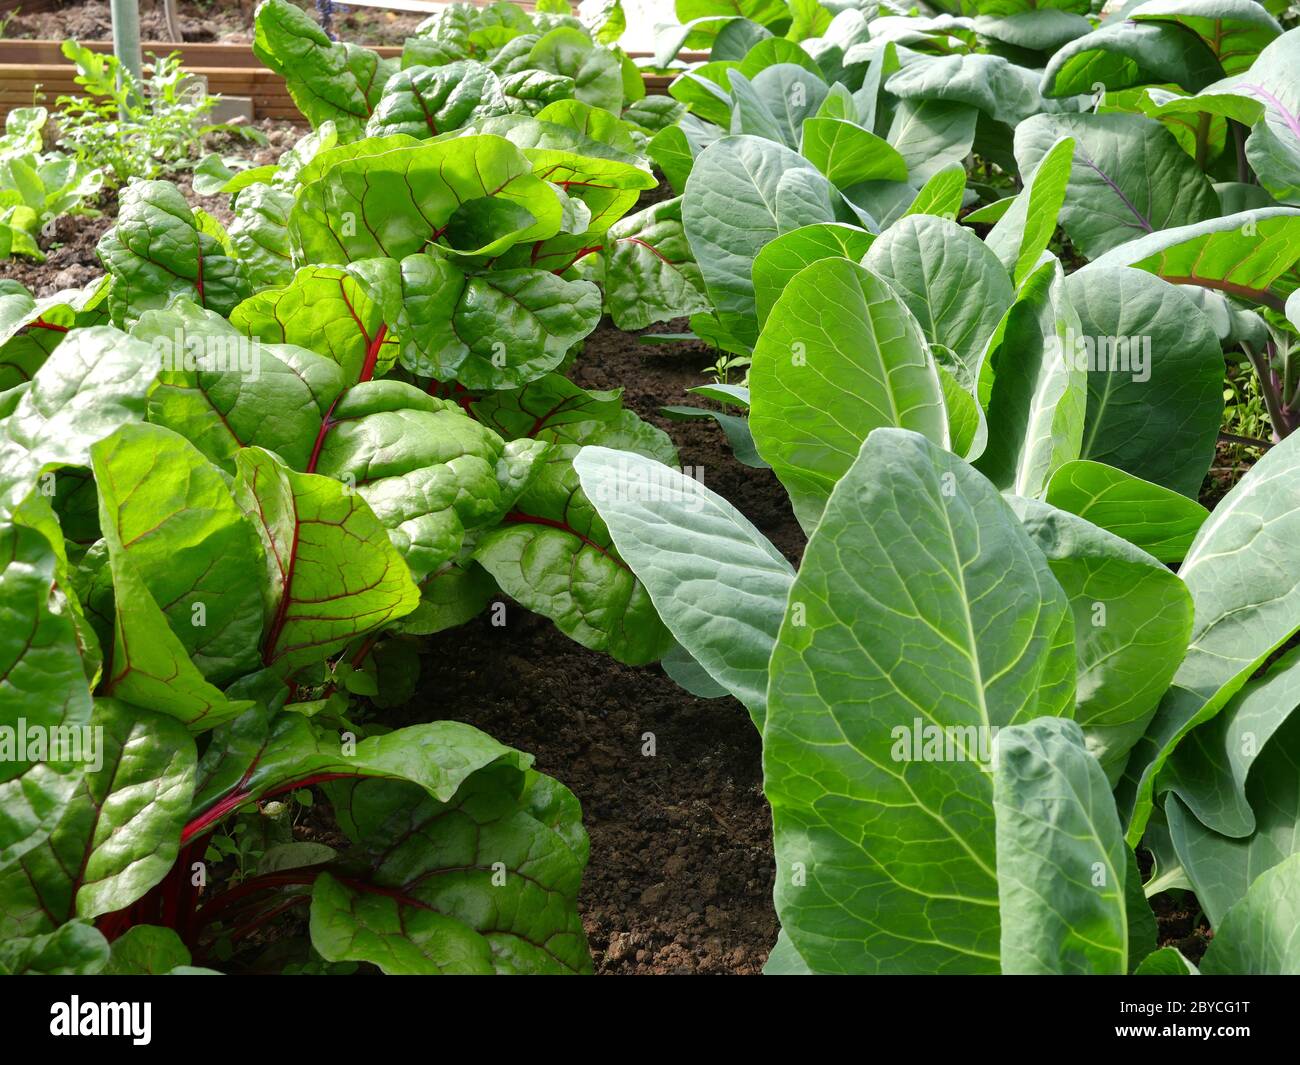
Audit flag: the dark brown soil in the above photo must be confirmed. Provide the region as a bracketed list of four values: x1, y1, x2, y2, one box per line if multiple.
[1150, 891, 1213, 963]
[4, 0, 426, 45]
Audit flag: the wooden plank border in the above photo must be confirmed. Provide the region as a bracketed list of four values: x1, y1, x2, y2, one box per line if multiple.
[0, 39, 689, 121]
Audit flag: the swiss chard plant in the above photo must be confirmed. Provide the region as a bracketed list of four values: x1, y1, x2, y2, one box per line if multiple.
[0, 319, 598, 973]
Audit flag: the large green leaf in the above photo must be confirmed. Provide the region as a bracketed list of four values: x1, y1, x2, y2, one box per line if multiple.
[749, 258, 950, 531]
[290, 135, 562, 264]
[132, 301, 346, 475]
[365, 60, 511, 138]
[973, 257, 1085, 499]
[1042, 18, 1222, 97]
[1067, 267, 1223, 497]
[597, 196, 711, 331]
[886, 52, 1046, 127]
[864, 214, 1015, 380]
[93, 429, 255, 732]
[885, 99, 978, 184]
[313, 767, 591, 974]
[574, 446, 793, 724]
[994, 717, 1130, 974]
[1164, 638, 1300, 844]
[800, 117, 908, 188]
[1199, 852, 1300, 973]
[97, 181, 249, 326]
[253, 0, 396, 138]
[750, 222, 875, 330]
[984, 134, 1074, 286]
[1045, 460, 1208, 563]
[1014, 112, 1219, 261]
[233, 447, 420, 675]
[0, 327, 156, 516]
[1128, 0, 1281, 74]
[1118, 428, 1300, 844]
[683, 135, 849, 350]
[474, 445, 671, 665]
[0, 700, 195, 935]
[312, 379, 533, 580]
[1011, 497, 1193, 782]
[0, 523, 91, 870]
[765, 428, 1076, 974]
[1082, 208, 1300, 311]
[1166, 699, 1300, 925]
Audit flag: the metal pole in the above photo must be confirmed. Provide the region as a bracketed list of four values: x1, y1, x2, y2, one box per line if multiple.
[109, 0, 143, 119]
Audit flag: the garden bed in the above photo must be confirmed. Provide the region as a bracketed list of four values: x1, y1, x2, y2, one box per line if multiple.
[9, 154, 1225, 972]
[5, 0, 1298, 983]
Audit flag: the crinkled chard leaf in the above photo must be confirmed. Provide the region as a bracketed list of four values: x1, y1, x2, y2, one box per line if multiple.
[0, 699, 195, 936]
[366, 60, 513, 139]
[528, 27, 623, 113]
[253, 0, 396, 138]
[0, 326, 157, 516]
[0, 522, 92, 870]
[92, 426, 256, 731]
[93, 423, 266, 686]
[474, 444, 671, 664]
[233, 447, 420, 675]
[97, 181, 249, 327]
[595, 196, 710, 330]
[311, 766, 591, 974]
[380, 252, 601, 390]
[0, 277, 109, 391]
[313, 379, 540, 579]
[133, 301, 346, 475]
[290, 135, 563, 264]
[228, 184, 295, 290]
[0, 919, 109, 974]
[231, 264, 400, 386]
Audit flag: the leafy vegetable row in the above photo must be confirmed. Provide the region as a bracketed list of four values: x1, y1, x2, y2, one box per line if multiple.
[0, 0, 711, 974]
[577, 0, 1300, 974]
